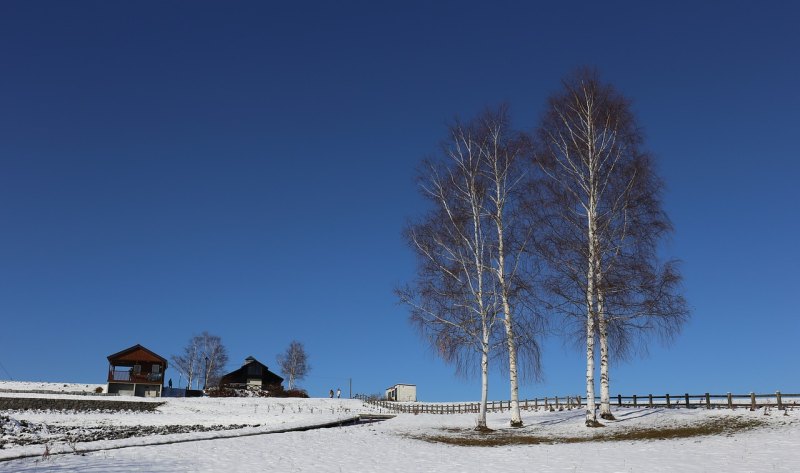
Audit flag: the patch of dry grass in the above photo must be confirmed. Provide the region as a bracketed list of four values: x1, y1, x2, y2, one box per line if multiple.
[412, 416, 765, 447]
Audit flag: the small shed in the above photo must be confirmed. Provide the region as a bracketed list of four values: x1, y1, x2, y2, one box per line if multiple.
[219, 356, 283, 391]
[106, 344, 167, 397]
[386, 384, 416, 402]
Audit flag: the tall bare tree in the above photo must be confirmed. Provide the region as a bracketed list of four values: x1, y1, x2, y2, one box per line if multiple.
[535, 68, 688, 425]
[277, 340, 310, 389]
[400, 106, 544, 429]
[478, 106, 543, 427]
[398, 113, 501, 430]
[592, 153, 688, 419]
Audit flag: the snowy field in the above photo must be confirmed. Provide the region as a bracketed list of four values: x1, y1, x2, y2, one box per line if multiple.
[0, 381, 105, 395]
[1, 385, 799, 472]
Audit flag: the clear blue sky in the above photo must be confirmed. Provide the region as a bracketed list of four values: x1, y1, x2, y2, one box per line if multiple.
[1, 1, 797, 401]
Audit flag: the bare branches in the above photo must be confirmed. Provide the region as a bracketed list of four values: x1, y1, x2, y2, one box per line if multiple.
[534, 68, 689, 424]
[400, 105, 547, 428]
[171, 331, 228, 390]
[277, 340, 310, 390]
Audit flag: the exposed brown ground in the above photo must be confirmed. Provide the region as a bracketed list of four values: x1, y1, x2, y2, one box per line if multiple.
[412, 416, 766, 447]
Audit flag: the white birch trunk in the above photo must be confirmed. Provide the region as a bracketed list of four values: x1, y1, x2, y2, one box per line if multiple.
[470, 166, 491, 431]
[495, 195, 522, 427]
[585, 263, 597, 426]
[478, 337, 489, 429]
[585, 192, 598, 426]
[597, 266, 613, 419]
[503, 298, 522, 427]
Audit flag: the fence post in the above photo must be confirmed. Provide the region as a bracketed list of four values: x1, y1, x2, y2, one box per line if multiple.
[544, 397, 548, 410]
[577, 395, 581, 408]
[666, 394, 671, 408]
[685, 393, 690, 408]
[777, 391, 783, 410]
[535, 398, 538, 410]
[556, 396, 560, 410]
[525, 399, 528, 410]
[618, 394, 622, 407]
[727, 392, 733, 409]
[648, 394, 653, 408]
[705, 393, 710, 409]
[633, 394, 637, 407]
[750, 392, 756, 411]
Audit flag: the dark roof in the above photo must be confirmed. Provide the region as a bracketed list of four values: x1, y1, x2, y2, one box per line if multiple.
[107, 344, 168, 365]
[220, 357, 283, 386]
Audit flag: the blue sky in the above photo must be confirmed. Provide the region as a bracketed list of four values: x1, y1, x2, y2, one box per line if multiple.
[0, 1, 797, 401]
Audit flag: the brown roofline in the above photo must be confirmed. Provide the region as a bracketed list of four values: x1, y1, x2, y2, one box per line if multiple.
[107, 343, 168, 364]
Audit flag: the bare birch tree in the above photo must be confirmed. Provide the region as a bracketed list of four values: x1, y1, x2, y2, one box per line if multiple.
[534, 68, 688, 426]
[400, 106, 544, 429]
[198, 331, 229, 389]
[171, 336, 201, 390]
[172, 332, 229, 390]
[592, 154, 688, 419]
[397, 114, 501, 430]
[277, 340, 310, 389]
[478, 106, 543, 427]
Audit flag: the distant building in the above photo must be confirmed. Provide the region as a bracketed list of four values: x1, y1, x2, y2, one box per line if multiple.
[220, 356, 283, 391]
[106, 344, 167, 397]
[386, 383, 416, 402]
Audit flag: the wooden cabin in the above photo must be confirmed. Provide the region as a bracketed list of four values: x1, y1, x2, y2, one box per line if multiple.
[106, 344, 167, 397]
[220, 356, 283, 391]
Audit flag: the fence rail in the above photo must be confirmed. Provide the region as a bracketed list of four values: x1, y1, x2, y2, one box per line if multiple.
[364, 391, 799, 415]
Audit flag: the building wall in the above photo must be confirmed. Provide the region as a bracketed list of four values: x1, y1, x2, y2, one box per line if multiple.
[108, 383, 135, 396]
[396, 384, 417, 402]
[108, 382, 162, 397]
[386, 384, 417, 402]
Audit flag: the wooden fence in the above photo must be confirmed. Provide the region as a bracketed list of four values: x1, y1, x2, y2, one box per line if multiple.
[365, 391, 799, 415]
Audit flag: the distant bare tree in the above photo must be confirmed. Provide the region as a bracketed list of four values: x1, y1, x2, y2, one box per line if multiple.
[172, 332, 228, 390]
[534, 68, 689, 425]
[171, 337, 201, 390]
[277, 340, 310, 389]
[198, 331, 228, 389]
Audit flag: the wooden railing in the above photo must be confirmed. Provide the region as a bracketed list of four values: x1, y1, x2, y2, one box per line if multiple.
[108, 369, 164, 383]
[364, 391, 799, 415]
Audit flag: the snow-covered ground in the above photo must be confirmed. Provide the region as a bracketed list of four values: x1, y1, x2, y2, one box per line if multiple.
[0, 381, 105, 395]
[1, 390, 799, 472]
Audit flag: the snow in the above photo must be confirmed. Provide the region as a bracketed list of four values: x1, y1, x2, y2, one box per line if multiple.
[1, 390, 799, 472]
[0, 381, 105, 395]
